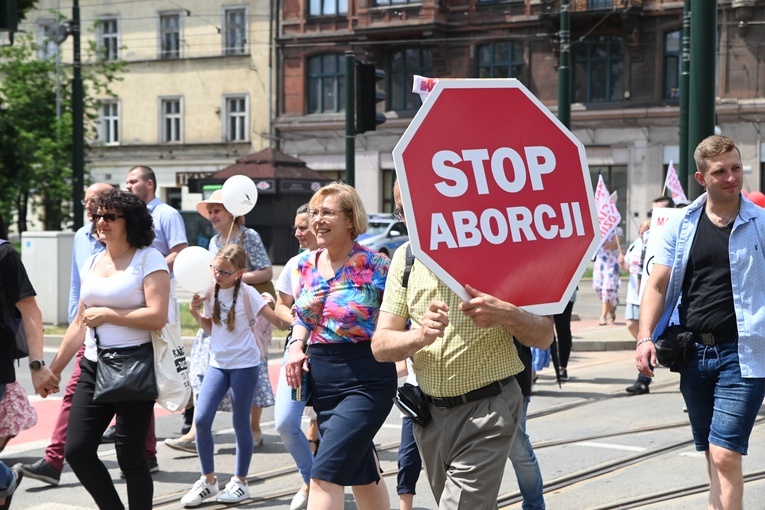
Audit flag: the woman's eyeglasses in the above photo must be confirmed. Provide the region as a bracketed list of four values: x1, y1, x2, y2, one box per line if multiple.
[308, 208, 349, 220]
[210, 264, 234, 277]
[92, 213, 124, 223]
[392, 208, 405, 221]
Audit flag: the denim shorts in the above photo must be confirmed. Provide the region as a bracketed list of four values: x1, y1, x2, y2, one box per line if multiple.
[624, 304, 640, 321]
[679, 342, 765, 455]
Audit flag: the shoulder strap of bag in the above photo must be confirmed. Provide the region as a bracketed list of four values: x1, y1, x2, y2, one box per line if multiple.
[401, 244, 415, 289]
[241, 284, 256, 328]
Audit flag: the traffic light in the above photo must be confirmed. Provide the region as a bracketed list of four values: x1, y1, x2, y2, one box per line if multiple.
[0, 0, 18, 33]
[356, 62, 386, 134]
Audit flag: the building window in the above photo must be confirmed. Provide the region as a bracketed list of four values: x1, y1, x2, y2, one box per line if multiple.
[307, 54, 345, 114]
[160, 14, 180, 59]
[100, 101, 119, 145]
[35, 21, 60, 60]
[224, 8, 247, 55]
[161, 98, 182, 143]
[390, 48, 433, 112]
[382, 169, 395, 213]
[225, 96, 248, 142]
[98, 19, 119, 61]
[663, 30, 681, 99]
[309, 0, 348, 16]
[373, 0, 416, 5]
[573, 35, 624, 103]
[477, 42, 523, 79]
[588, 0, 612, 9]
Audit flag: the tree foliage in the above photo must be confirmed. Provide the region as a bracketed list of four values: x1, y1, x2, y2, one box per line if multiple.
[0, 28, 125, 233]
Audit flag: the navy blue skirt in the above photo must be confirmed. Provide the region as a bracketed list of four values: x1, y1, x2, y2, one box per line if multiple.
[308, 341, 397, 486]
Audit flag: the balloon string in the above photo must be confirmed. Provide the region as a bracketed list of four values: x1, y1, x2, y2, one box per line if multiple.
[226, 220, 235, 245]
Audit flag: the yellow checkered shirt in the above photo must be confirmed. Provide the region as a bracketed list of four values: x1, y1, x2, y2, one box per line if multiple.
[380, 243, 524, 398]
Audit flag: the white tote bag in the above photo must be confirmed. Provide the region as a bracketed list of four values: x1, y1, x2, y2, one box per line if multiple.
[152, 319, 191, 412]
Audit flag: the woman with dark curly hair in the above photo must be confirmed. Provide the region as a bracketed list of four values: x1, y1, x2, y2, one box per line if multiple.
[49, 188, 170, 510]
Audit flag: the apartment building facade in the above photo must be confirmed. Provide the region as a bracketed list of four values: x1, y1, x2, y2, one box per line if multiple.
[274, 0, 765, 241]
[21, 0, 275, 211]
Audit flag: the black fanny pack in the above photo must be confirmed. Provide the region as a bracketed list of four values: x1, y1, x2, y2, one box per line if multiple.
[654, 325, 694, 373]
[394, 383, 431, 427]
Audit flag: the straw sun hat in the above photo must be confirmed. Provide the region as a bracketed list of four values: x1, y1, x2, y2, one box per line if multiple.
[195, 189, 229, 219]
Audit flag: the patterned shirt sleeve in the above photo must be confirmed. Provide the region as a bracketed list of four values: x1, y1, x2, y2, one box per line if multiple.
[240, 227, 272, 271]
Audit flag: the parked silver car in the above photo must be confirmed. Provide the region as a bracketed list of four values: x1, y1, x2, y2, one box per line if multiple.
[358, 213, 409, 257]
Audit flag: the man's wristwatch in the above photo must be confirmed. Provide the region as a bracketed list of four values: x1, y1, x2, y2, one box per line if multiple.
[29, 359, 46, 371]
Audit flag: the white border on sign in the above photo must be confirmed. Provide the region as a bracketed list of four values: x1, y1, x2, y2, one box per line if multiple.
[392, 78, 600, 315]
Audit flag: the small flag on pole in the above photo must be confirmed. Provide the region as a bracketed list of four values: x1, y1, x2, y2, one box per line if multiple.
[594, 175, 621, 252]
[663, 161, 688, 205]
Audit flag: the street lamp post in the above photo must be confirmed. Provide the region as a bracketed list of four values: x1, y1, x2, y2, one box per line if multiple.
[72, 0, 84, 229]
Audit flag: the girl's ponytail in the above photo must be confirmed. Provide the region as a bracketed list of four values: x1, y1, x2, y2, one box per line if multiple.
[226, 279, 241, 332]
[212, 283, 222, 326]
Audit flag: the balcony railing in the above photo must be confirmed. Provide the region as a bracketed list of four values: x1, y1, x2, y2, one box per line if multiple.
[570, 0, 643, 11]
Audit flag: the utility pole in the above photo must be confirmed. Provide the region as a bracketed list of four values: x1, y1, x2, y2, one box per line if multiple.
[72, 0, 85, 229]
[557, 0, 571, 130]
[344, 51, 355, 187]
[678, 0, 691, 194]
[687, 0, 715, 200]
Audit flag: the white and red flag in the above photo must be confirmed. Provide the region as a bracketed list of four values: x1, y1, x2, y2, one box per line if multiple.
[594, 175, 621, 252]
[663, 161, 688, 205]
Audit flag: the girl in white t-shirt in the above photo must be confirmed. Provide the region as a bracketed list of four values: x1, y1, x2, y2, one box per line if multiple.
[181, 244, 289, 507]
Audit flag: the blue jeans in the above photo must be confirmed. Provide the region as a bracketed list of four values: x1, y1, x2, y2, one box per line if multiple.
[0, 462, 13, 498]
[274, 359, 313, 484]
[508, 396, 546, 510]
[195, 365, 258, 477]
[680, 342, 765, 455]
[397, 416, 422, 495]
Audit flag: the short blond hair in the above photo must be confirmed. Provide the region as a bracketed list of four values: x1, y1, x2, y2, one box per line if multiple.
[309, 181, 368, 238]
[694, 135, 740, 173]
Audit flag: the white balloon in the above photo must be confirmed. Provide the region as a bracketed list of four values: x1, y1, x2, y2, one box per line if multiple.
[174, 246, 215, 295]
[221, 175, 258, 217]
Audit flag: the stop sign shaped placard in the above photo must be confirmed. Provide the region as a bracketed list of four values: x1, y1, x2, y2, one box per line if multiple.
[392, 79, 599, 315]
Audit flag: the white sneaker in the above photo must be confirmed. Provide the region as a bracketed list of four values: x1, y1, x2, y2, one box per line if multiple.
[290, 490, 309, 510]
[180, 476, 219, 507]
[217, 477, 250, 503]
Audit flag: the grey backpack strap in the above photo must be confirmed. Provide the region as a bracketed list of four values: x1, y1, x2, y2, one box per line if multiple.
[401, 244, 415, 289]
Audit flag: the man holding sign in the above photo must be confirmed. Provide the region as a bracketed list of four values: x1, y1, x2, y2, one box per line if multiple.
[373, 182, 553, 508]
[637, 135, 765, 509]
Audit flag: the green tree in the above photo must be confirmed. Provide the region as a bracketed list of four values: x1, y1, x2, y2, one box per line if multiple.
[0, 29, 124, 233]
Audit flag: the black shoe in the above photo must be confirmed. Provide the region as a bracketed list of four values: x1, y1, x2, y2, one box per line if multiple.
[559, 368, 568, 381]
[0, 466, 23, 510]
[18, 459, 61, 486]
[181, 407, 194, 435]
[625, 380, 650, 395]
[101, 425, 117, 444]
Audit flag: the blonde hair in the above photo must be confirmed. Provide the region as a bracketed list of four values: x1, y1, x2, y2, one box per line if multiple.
[309, 181, 368, 238]
[211, 244, 247, 332]
[694, 135, 740, 173]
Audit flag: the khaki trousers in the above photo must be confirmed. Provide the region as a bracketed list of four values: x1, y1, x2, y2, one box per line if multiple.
[414, 379, 523, 509]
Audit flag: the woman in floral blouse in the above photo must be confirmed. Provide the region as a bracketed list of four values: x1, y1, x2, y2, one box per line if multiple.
[285, 182, 396, 510]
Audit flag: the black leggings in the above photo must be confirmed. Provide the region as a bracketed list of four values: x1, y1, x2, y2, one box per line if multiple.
[552, 300, 575, 369]
[65, 357, 154, 510]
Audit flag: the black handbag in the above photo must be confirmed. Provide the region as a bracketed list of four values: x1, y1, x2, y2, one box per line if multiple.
[394, 383, 431, 427]
[93, 327, 157, 403]
[654, 325, 694, 373]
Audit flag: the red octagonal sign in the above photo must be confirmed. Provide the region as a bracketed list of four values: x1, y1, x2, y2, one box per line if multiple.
[392, 79, 600, 315]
